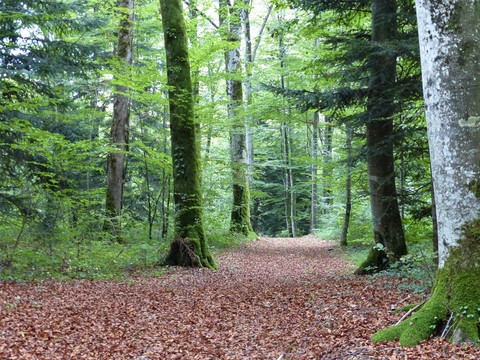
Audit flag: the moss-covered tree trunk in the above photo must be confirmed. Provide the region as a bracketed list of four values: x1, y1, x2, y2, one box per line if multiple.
[103, 0, 134, 241]
[219, 0, 254, 237]
[373, 0, 480, 345]
[160, 0, 215, 269]
[356, 0, 407, 274]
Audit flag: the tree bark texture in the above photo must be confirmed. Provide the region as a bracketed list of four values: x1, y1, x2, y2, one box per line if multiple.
[356, 0, 407, 274]
[242, 3, 255, 194]
[373, 0, 480, 345]
[104, 0, 134, 241]
[160, 0, 215, 268]
[321, 118, 333, 214]
[220, 0, 254, 236]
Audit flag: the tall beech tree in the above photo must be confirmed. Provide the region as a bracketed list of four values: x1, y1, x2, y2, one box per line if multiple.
[219, 0, 254, 236]
[104, 0, 134, 240]
[160, 0, 215, 268]
[373, 0, 480, 345]
[355, 0, 407, 274]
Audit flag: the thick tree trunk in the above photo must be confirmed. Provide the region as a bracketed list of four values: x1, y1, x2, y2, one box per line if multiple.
[220, 0, 254, 236]
[160, 0, 215, 269]
[373, 0, 480, 345]
[356, 0, 407, 274]
[340, 124, 353, 246]
[103, 0, 134, 241]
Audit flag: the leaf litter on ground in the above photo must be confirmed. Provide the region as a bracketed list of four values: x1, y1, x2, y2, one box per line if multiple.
[1, 235, 479, 359]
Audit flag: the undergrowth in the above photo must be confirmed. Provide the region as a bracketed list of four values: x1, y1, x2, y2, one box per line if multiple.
[343, 238, 437, 295]
[0, 228, 252, 282]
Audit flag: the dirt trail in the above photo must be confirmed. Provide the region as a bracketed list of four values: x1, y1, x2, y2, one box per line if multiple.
[1, 236, 479, 359]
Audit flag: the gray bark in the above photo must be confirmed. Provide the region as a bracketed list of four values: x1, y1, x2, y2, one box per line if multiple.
[220, 0, 253, 235]
[321, 117, 333, 214]
[415, 0, 480, 265]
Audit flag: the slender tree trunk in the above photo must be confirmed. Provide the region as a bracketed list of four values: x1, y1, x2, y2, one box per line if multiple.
[278, 30, 296, 237]
[242, 3, 254, 190]
[160, 0, 215, 268]
[374, 0, 480, 345]
[103, 0, 134, 241]
[220, 0, 254, 236]
[281, 122, 296, 237]
[340, 124, 353, 246]
[242, 3, 271, 233]
[310, 112, 319, 233]
[356, 0, 407, 274]
[321, 117, 333, 214]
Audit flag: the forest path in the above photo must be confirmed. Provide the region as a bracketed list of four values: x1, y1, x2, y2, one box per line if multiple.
[1, 236, 479, 359]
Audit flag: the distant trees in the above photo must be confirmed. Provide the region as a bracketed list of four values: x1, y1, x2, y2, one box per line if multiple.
[0, 0, 107, 243]
[0, 0, 440, 277]
[281, 0, 423, 269]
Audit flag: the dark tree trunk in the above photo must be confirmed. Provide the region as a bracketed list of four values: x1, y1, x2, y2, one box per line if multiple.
[160, 0, 215, 268]
[340, 124, 353, 246]
[356, 0, 407, 274]
[103, 0, 134, 241]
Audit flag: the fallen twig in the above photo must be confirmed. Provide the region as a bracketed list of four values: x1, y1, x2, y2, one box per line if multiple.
[395, 300, 426, 326]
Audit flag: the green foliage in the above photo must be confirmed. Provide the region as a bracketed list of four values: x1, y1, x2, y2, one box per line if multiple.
[0, 0, 436, 279]
[0, 216, 170, 281]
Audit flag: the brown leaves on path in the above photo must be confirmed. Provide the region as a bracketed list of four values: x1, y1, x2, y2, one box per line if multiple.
[1, 236, 479, 359]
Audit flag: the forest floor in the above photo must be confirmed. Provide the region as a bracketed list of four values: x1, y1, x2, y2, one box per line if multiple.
[1, 235, 480, 359]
